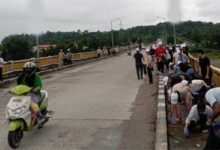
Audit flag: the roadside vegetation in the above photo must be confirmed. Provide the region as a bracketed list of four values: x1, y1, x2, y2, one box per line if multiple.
[0, 21, 220, 61]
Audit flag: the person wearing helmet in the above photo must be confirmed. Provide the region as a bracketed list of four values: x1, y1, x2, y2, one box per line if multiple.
[144, 49, 153, 84]
[17, 62, 42, 125]
[184, 101, 212, 138]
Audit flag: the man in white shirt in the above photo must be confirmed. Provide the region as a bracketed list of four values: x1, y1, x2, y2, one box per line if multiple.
[184, 102, 213, 138]
[204, 87, 220, 149]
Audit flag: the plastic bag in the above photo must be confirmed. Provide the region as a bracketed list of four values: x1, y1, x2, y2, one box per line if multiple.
[10, 85, 32, 96]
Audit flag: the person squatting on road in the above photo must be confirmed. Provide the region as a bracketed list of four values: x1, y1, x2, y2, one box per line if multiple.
[17, 62, 43, 126]
[169, 80, 192, 123]
[184, 101, 213, 138]
[134, 48, 144, 80]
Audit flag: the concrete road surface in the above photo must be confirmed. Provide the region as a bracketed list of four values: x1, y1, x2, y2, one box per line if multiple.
[0, 53, 158, 150]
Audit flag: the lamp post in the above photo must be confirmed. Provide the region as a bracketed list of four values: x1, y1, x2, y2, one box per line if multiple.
[110, 18, 122, 48]
[173, 23, 177, 45]
[36, 34, 39, 58]
[156, 16, 167, 44]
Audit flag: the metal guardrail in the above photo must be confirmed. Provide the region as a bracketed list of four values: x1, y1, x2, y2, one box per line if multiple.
[2, 51, 98, 74]
[189, 54, 220, 87]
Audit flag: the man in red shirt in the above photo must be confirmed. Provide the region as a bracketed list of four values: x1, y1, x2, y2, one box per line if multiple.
[155, 43, 166, 73]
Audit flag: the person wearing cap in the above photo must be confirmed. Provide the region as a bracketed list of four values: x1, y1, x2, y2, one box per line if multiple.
[66, 48, 73, 64]
[204, 87, 220, 149]
[134, 48, 144, 80]
[173, 47, 180, 65]
[144, 49, 153, 83]
[155, 42, 166, 73]
[172, 80, 192, 120]
[179, 48, 189, 64]
[184, 101, 213, 138]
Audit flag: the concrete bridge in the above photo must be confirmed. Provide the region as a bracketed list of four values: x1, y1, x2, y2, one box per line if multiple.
[0, 52, 167, 150]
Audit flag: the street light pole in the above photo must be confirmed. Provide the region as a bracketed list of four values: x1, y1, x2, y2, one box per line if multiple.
[173, 23, 176, 45]
[156, 16, 167, 44]
[110, 18, 121, 48]
[36, 34, 39, 58]
[111, 21, 114, 48]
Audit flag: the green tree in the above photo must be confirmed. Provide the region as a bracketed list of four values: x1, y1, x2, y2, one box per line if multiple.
[1, 35, 33, 60]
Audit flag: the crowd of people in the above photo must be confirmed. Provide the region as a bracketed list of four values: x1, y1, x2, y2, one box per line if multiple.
[153, 42, 220, 149]
[133, 41, 220, 149]
[58, 49, 73, 67]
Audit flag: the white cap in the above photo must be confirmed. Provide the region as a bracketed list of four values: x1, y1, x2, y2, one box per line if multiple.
[171, 92, 178, 104]
[158, 41, 162, 46]
[146, 48, 150, 52]
[136, 48, 140, 52]
[163, 76, 169, 85]
[181, 80, 188, 86]
[176, 48, 180, 53]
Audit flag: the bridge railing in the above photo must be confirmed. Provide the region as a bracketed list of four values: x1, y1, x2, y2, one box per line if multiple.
[2, 46, 129, 76]
[2, 51, 98, 74]
[189, 54, 220, 87]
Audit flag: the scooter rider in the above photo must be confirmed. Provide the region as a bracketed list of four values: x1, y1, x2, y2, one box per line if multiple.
[17, 62, 42, 125]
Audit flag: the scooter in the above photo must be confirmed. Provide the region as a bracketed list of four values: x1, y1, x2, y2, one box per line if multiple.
[6, 85, 52, 149]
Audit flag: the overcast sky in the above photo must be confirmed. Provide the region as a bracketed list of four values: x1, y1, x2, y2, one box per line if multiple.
[0, 0, 220, 41]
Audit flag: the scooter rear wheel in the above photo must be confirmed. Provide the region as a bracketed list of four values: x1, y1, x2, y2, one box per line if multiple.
[8, 128, 23, 149]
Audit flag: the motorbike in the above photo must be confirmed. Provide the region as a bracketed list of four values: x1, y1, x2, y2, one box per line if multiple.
[6, 85, 52, 149]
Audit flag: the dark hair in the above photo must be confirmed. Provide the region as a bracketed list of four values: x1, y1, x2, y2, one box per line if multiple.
[197, 101, 206, 112]
[197, 49, 204, 54]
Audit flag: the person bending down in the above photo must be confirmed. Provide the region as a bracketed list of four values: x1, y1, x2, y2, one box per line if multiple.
[184, 101, 213, 138]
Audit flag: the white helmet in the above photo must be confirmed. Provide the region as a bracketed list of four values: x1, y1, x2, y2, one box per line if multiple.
[171, 92, 179, 104]
[23, 62, 36, 76]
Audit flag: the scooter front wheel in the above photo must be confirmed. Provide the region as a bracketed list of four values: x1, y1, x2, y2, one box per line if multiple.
[8, 128, 23, 149]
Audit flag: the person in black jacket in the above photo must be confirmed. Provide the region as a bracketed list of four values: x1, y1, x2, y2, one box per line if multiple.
[134, 48, 144, 80]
